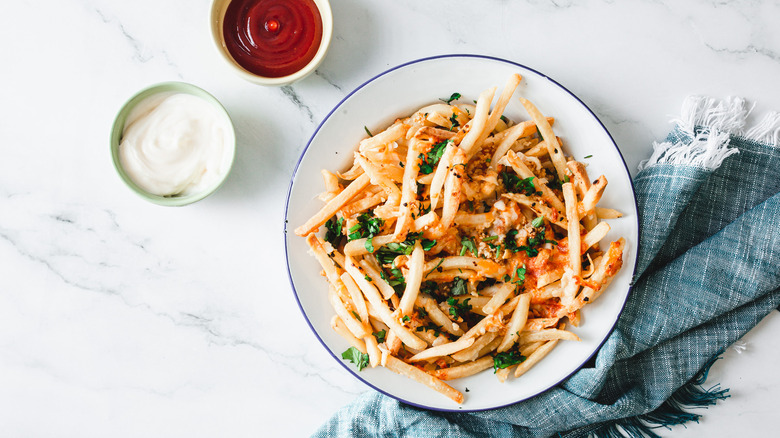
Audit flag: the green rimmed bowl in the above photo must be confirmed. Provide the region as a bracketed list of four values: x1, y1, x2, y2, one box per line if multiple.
[110, 82, 236, 206]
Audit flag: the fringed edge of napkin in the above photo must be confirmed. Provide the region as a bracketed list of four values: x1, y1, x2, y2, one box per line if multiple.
[580, 351, 730, 438]
[638, 96, 780, 172]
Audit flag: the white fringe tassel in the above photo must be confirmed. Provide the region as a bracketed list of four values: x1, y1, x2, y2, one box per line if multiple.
[639, 96, 780, 172]
[744, 111, 780, 146]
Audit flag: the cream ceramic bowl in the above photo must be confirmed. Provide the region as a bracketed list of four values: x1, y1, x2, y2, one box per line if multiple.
[210, 0, 333, 86]
[110, 82, 236, 206]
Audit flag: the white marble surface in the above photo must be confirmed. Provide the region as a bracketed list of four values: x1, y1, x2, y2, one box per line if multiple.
[1, 0, 778, 436]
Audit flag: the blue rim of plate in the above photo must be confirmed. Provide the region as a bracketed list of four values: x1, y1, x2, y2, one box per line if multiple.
[283, 54, 641, 412]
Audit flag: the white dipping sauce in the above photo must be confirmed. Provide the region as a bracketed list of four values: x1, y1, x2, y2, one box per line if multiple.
[119, 92, 234, 197]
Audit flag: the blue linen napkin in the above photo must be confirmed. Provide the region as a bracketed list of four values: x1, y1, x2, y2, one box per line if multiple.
[312, 96, 780, 438]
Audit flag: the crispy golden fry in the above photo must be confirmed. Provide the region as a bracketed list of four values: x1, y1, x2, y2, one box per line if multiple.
[596, 207, 623, 219]
[515, 339, 559, 378]
[518, 98, 567, 180]
[331, 316, 367, 352]
[398, 241, 424, 316]
[296, 173, 371, 236]
[498, 293, 531, 352]
[385, 355, 464, 404]
[477, 74, 522, 147]
[409, 336, 476, 362]
[393, 138, 423, 241]
[459, 87, 496, 155]
[433, 355, 494, 380]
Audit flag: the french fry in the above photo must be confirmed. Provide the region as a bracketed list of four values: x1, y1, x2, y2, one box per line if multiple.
[498, 293, 531, 352]
[428, 142, 457, 211]
[518, 328, 580, 344]
[515, 339, 559, 378]
[518, 97, 568, 182]
[481, 283, 515, 315]
[295, 173, 371, 236]
[331, 316, 367, 352]
[359, 122, 407, 152]
[393, 138, 423, 241]
[384, 355, 464, 404]
[328, 286, 369, 339]
[398, 241, 424, 316]
[343, 234, 398, 257]
[596, 207, 623, 219]
[433, 356, 494, 380]
[581, 222, 610, 250]
[459, 87, 496, 155]
[437, 148, 466, 231]
[340, 272, 369, 324]
[409, 336, 476, 362]
[562, 182, 581, 276]
[418, 294, 464, 336]
[451, 332, 498, 362]
[477, 73, 522, 147]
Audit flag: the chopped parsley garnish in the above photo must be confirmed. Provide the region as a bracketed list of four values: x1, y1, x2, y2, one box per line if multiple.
[449, 113, 461, 131]
[375, 232, 434, 264]
[425, 258, 445, 278]
[380, 264, 406, 295]
[584, 154, 593, 159]
[504, 265, 526, 285]
[447, 297, 472, 319]
[348, 213, 384, 242]
[351, 310, 362, 322]
[402, 315, 411, 323]
[364, 126, 374, 137]
[416, 323, 442, 337]
[342, 347, 369, 371]
[373, 329, 387, 343]
[418, 139, 452, 175]
[325, 216, 344, 247]
[450, 277, 468, 296]
[519, 223, 557, 257]
[499, 172, 538, 196]
[345, 213, 384, 253]
[487, 242, 503, 259]
[500, 115, 509, 123]
[493, 350, 525, 371]
[482, 235, 498, 242]
[460, 237, 477, 256]
[505, 229, 520, 252]
[545, 169, 569, 190]
[440, 92, 461, 104]
[420, 281, 438, 295]
[506, 219, 557, 257]
[536, 127, 544, 141]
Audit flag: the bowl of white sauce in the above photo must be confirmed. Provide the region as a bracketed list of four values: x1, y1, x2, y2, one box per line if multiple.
[110, 82, 236, 206]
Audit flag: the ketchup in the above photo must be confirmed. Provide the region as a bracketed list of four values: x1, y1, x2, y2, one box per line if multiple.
[222, 0, 323, 78]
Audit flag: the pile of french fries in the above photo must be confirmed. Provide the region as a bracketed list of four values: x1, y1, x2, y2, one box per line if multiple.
[295, 74, 626, 404]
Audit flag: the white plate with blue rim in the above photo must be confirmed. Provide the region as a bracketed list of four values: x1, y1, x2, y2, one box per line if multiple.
[284, 54, 639, 411]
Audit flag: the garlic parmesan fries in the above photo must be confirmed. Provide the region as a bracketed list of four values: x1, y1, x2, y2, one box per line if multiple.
[295, 75, 626, 404]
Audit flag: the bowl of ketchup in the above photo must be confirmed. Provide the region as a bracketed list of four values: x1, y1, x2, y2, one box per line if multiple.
[210, 0, 332, 85]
